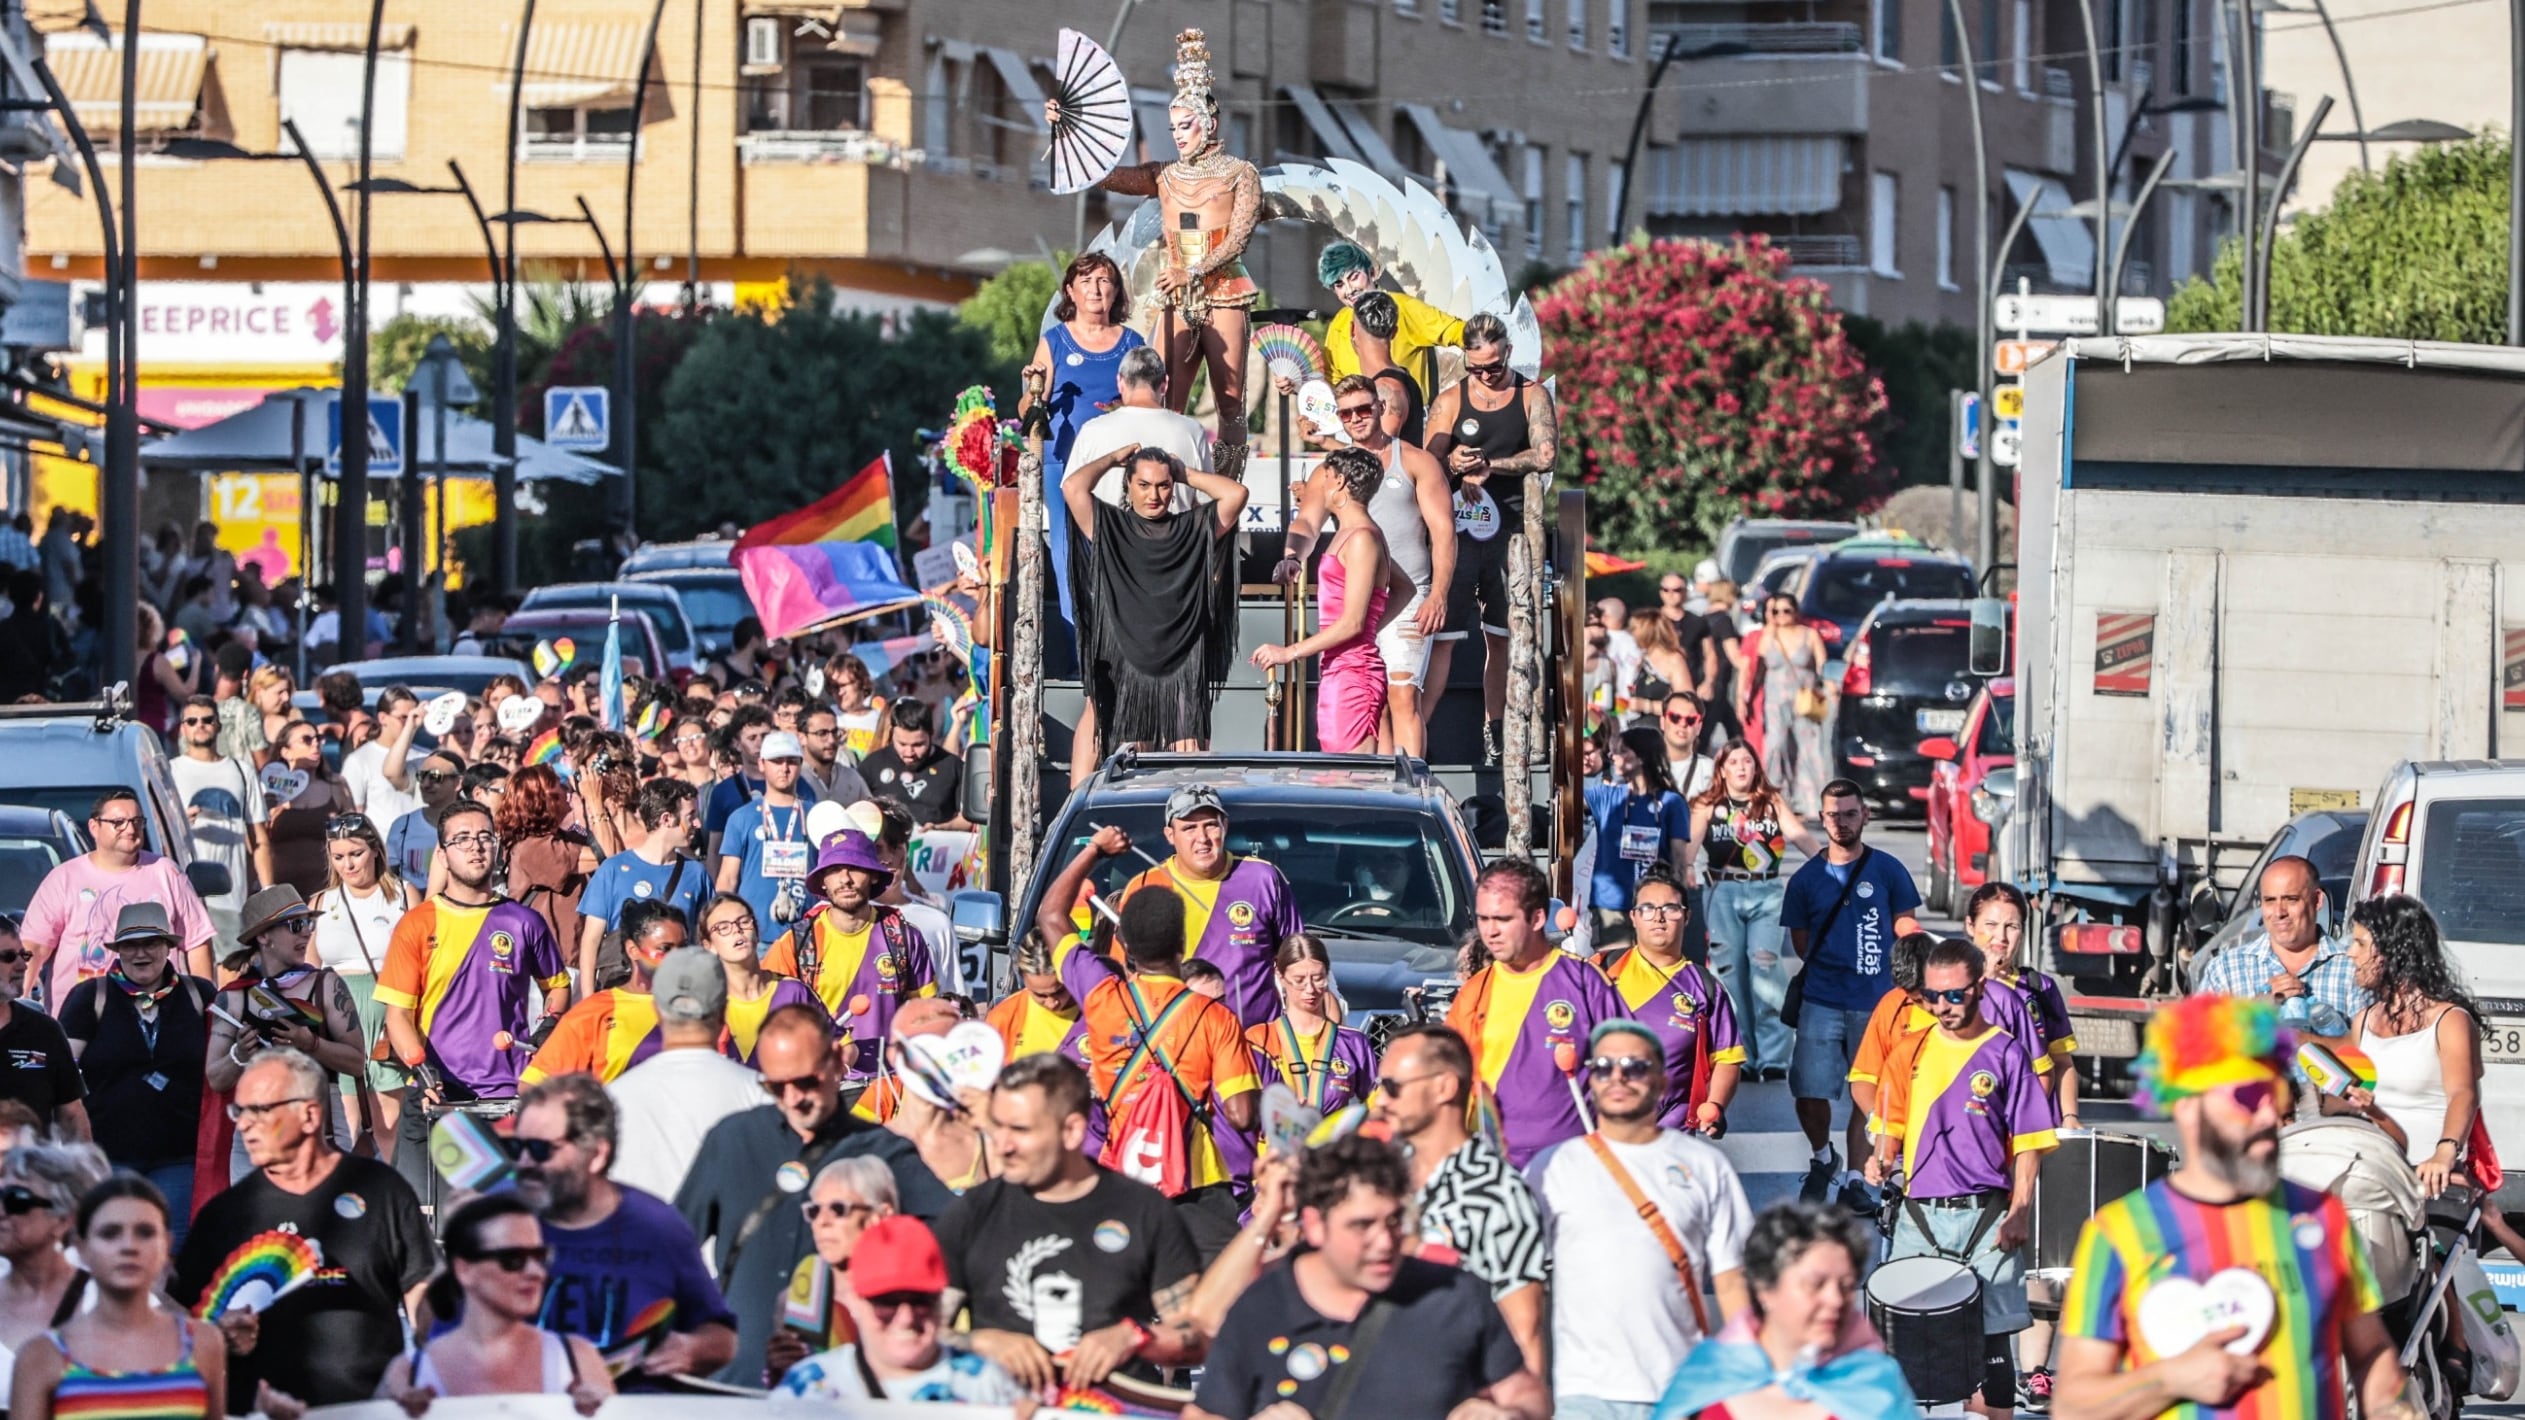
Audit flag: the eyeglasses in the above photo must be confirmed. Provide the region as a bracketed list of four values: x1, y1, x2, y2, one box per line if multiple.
[1631, 902, 1687, 919]
[1335, 402, 1378, 421]
[226, 1095, 318, 1122]
[1585, 1056, 1658, 1082]
[1921, 987, 1977, 1006]
[465, 1245, 551, 1274]
[511, 1136, 562, 1165]
[707, 919, 758, 940]
[1768, 607, 1797, 620]
[91, 816, 141, 832]
[325, 815, 370, 839]
[443, 832, 499, 852]
[800, 1199, 877, 1225]
[0, 1185, 55, 1216]
[179, 716, 218, 727]
[1659, 584, 1687, 597]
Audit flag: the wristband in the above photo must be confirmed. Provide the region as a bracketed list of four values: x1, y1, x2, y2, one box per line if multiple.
[1121, 1317, 1154, 1356]
[2440, 1137, 2463, 1152]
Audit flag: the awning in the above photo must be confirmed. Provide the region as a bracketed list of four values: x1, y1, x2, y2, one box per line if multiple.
[978, 46, 1048, 133]
[1651, 137, 1843, 217]
[260, 22, 415, 51]
[1131, 86, 1177, 162]
[1395, 102, 1520, 225]
[1325, 100, 1404, 181]
[504, 22, 650, 109]
[1279, 84, 1363, 165]
[2006, 169, 2097, 289]
[41, 32, 207, 134]
[139, 389, 621, 485]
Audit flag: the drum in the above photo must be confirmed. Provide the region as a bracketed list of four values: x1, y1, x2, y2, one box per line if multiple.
[2030, 1128, 2176, 1274]
[1865, 1256, 1986, 1406]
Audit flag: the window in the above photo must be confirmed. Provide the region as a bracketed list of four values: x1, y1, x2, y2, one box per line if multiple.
[744, 57, 867, 133]
[1609, 0, 1628, 55]
[1523, 144, 1546, 257]
[1607, 160, 1625, 240]
[1568, 0, 1586, 46]
[1874, 0, 1901, 61]
[2171, 0, 2192, 92]
[2168, 188, 2198, 279]
[2415, 799, 2525, 945]
[1936, 186, 1957, 288]
[278, 46, 411, 160]
[1939, 1, 1958, 69]
[1483, 0, 1509, 35]
[1528, 0, 1548, 41]
[2013, 0, 2032, 88]
[1440, 0, 1461, 22]
[2104, 0, 2124, 80]
[1870, 171, 1900, 276]
[1565, 152, 1588, 264]
[2135, 0, 2158, 91]
[1397, 0, 1419, 13]
[1980, 0, 2001, 78]
[525, 103, 635, 160]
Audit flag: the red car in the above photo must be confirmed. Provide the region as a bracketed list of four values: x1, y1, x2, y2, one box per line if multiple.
[1921, 678, 2013, 915]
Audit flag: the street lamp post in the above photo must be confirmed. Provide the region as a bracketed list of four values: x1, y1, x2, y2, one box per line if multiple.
[490, 205, 621, 291]
[335, 0, 390, 670]
[2072, 0, 2110, 327]
[497, 0, 540, 596]
[106, 0, 139, 689]
[1940, 0, 1993, 571]
[615, 0, 672, 546]
[2250, 93, 2332, 329]
[1611, 34, 1752, 242]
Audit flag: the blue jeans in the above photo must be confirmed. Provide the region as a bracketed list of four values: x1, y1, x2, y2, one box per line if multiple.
[140, 1159, 194, 1251]
[1704, 876, 1792, 1072]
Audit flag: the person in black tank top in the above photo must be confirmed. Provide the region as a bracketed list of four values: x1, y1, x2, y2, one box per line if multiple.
[1423, 314, 1557, 764]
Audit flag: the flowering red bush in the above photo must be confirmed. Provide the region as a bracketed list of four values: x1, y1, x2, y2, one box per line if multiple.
[1536, 237, 1889, 551]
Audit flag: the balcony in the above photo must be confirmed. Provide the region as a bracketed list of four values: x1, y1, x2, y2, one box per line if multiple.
[1653, 23, 1868, 137]
[1776, 233, 1863, 267]
[738, 129, 918, 167]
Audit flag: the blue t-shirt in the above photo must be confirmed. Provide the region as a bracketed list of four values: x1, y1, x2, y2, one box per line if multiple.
[536, 1187, 737, 1391]
[704, 772, 765, 836]
[1780, 846, 1921, 1011]
[718, 792, 821, 933]
[1584, 782, 1691, 913]
[579, 849, 707, 933]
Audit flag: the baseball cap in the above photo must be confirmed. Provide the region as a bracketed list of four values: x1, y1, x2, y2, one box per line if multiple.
[848, 1215, 949, 1299]
[759, 730, 805, 762]
[651, 947, 728, 1023]
[1164, 784, 1226, 823]
[1692, 558, 1720, 584]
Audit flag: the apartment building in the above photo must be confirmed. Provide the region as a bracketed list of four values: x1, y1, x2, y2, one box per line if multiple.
[1641, 0, 2266, 326]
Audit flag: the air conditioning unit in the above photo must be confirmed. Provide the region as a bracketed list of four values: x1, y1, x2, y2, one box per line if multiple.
[744, 17, 784, 70]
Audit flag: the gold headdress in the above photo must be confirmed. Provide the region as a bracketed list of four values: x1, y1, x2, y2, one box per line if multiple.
[1170, 29, 1218, 119]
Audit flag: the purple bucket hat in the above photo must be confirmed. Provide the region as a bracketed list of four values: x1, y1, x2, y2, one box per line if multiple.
[808, 828, 895, 895]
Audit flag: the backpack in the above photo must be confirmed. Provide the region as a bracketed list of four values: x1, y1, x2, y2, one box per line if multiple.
[1099, 980, 1206, 1196]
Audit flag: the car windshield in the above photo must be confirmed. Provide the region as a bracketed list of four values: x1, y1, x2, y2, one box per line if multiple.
[527, 592, 691, 653]
[650, 576, 751, 637]
[1039, 806, 1471, 946]
[2414, 799, 2525, 945]
[1722, 525, 1854, 585]
[1811, 560, 1975, 623]
[0, 788, 157, 855]
[1870, 622, 1970, 695]
[1975, 695, 2016, 756]
[0, 829, 72, 911]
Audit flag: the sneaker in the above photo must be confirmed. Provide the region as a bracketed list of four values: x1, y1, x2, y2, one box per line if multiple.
[2018, 1366, 2054, 1413]
[1837, 1178, 1878, 1218]
[1799, 1152, 1838, 1204]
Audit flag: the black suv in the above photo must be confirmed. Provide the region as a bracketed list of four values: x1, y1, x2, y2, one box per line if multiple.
[1789, 538, 1977, 653]
[952, 752, 1481, 1047]
[1833, 600, 1979, 812]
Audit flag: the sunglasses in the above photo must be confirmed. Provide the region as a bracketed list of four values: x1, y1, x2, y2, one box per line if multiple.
[1376, 1071, 1437, 1097]
[1665, 712, 1702, 727]
[800, 1199, 877, 1225]
[1466, 358, 1511, 380]
[0, 950, 25, 966]
[1586, 1056, 1658, 1082]
[180, 716, 218, 727]
[761, 1071, 827, 1098]
[465, 1245, 551, 1274]
[510, 1136, 561, 1165]
[417, 770, 458, 786]
[1921, 987, 1977, 1006]
[1660, 584, 1687, 596]
[2218, 1079, 2286, 1115]
[1336, 403, 1378, 420]
[0, 1185, 54, 1216]
[325, 815, 369, 839]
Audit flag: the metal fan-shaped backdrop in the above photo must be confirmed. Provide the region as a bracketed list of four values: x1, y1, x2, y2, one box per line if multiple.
[1044, 28, 1133, 196]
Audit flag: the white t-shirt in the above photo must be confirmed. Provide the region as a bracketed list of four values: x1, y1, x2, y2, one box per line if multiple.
[168, 753, 265, 913]
[607, 1046, 767, 1201]
[891, 894, 957, 995]
[310, 880, 412, 976]
[1524, 1130, 1754, 1404]
[1065, 406, 1209, 505]
[341, 740, 426, 833]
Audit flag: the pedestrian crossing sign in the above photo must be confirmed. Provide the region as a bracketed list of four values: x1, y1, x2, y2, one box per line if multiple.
[545, 386, 610, 452]
[326, 395, 403, 476]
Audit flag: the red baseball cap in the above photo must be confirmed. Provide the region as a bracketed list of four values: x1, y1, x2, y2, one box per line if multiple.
[849, 1215, 948, 1299]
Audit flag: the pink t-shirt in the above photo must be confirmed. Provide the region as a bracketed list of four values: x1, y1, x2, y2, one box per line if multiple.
[18, 852, 216, 1007]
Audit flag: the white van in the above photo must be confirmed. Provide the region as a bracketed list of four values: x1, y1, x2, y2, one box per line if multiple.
[2349, 760, 2525, 1212]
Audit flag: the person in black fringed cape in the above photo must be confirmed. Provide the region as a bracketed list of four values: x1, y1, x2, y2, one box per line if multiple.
[1064, 444, 1252, 758]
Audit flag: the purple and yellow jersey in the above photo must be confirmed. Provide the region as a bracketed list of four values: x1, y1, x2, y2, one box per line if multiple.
[762, 905, 937, 1076]
[1999, 966, 2079, 1062]
[1879, 1024, 2058, 1198]
[523, 988, 661, 1085]
[1447, 950, 1629, 1167]
[1249, 1018, 1379, 1114]
[1117, 856, 1302, 1029]
[1054, 930, 1120, 1007]
[2060, 1180, 2380, 1420]
[722, 977, 831, 1066]
[376, 898, 569, 1099]
[1600, 950, 1745, 1130]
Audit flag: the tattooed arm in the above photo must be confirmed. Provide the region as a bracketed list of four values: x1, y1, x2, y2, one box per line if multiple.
[1486, 384, 1559, 481]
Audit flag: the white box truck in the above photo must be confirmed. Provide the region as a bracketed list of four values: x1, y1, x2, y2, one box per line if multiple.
[2000, 334, 2525, 1064]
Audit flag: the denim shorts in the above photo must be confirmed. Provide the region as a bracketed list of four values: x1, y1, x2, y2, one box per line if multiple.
[1790, 1002, 1875, 1101]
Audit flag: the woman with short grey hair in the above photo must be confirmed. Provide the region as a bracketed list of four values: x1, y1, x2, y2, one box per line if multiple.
[761, 1155, 904, 1382]
[0, 1142, 111, 1402]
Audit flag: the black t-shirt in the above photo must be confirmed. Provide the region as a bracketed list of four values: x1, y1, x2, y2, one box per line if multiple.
[933, 1168, 1200, 1353]
[60, 974, 212, 1167]
[1195, 1255, 1522, 1420]
[1702, 609, 1741, 696]
[175, 1154, 438, 1411]
[857, 746, 964, 826]
[1669, 611, 1713, 690]
[0, 1002, 85, 1126]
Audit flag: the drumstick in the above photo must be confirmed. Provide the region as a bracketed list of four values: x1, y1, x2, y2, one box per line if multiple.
[1085, 821, 1166, 870]
[1552, 1041, 1594, 1133]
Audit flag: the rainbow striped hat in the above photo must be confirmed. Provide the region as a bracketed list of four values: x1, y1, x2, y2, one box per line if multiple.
[2132, 994, 2294, 1116]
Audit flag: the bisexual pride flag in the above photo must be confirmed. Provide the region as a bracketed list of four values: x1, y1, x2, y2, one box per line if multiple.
[735, 453, 923, 641]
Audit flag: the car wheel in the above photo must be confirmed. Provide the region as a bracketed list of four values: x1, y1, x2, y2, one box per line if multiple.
[1926, 850, 1951, 916]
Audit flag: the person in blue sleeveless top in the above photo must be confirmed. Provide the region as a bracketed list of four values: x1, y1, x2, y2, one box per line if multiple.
[1018, 252, 1145, 669]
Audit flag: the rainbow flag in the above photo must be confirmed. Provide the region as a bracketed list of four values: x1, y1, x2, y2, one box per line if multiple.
[735, 453, 923, 641]
[1585, 548, 1647, 577]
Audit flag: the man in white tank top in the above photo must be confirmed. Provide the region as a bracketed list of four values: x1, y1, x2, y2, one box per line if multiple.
[1273, 374, 1455, 757]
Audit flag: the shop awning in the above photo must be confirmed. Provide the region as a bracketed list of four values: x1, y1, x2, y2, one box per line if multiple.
[1395, 102, 1520, 226]
[259, 21, 415, 52]
[41, 31, 207, 135]
[139, 390, 621, 485]
[504, 22, 650, 109]
[1325, 100, 1405, 181]
[978, 47, 1048, 133]
[2006, 169, 2097, 290]
[1279, 84, 1364, 165]
[1651, 136, 1844, 217]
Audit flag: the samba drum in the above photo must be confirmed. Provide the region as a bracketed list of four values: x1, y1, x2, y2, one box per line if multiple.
[2030, 1128, 2176, 1274]
[1865, 1256, 1985, 1406]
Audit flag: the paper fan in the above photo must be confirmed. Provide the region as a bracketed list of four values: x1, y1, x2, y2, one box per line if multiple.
[1251, 324, 1328, 386]
[429, 1110, 516, 1193]
[1297, 379, 1343, 441]
[1046, 29, 1134, 195]
[926, 593, 976, 664]
[601, 1298, 679, 1377]
[195, 1230, 323, 1319]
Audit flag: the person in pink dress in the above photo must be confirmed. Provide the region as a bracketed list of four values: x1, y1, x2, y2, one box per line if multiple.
[1251, 448, 1417, 753]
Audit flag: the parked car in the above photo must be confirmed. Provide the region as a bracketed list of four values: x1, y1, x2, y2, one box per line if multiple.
[315, 656, 535, 702]
[951, 751, 1480, 1048]
[0, 807, 88, 920]
[1735, 546, 1829, 633]
[0, 697, 229, 901]
[1787, 537, 1977, 651]
[1921, 676, 2016, 914]
[1713, 517, 1861, 590]
[624, 566, 749, 659]
[1831, 599, 1977, 816]
[2184, 807, 2367, 991]
[478, 608, 670, 685]
[618, 538, 735, 576]
[520, 582, 701, 676]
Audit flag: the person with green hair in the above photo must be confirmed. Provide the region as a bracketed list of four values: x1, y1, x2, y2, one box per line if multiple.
[1312, 240, 1467, 395]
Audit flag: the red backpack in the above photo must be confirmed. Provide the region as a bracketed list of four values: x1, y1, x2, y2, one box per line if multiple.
[1099, 980, 1205, 1196]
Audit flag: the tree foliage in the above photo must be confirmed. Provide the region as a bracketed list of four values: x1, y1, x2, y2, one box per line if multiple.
[958, 260, 1061, 374]
[648, 278, 1004, 541]
[369, 313, 497, 396]
[2166, 133, 2511, 341]
[1537, 237, 1888, 552]
[1841, 318, 1977, 492]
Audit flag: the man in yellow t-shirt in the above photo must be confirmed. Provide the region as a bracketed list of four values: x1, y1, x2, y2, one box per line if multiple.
[1316, 241, 1465, 394]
